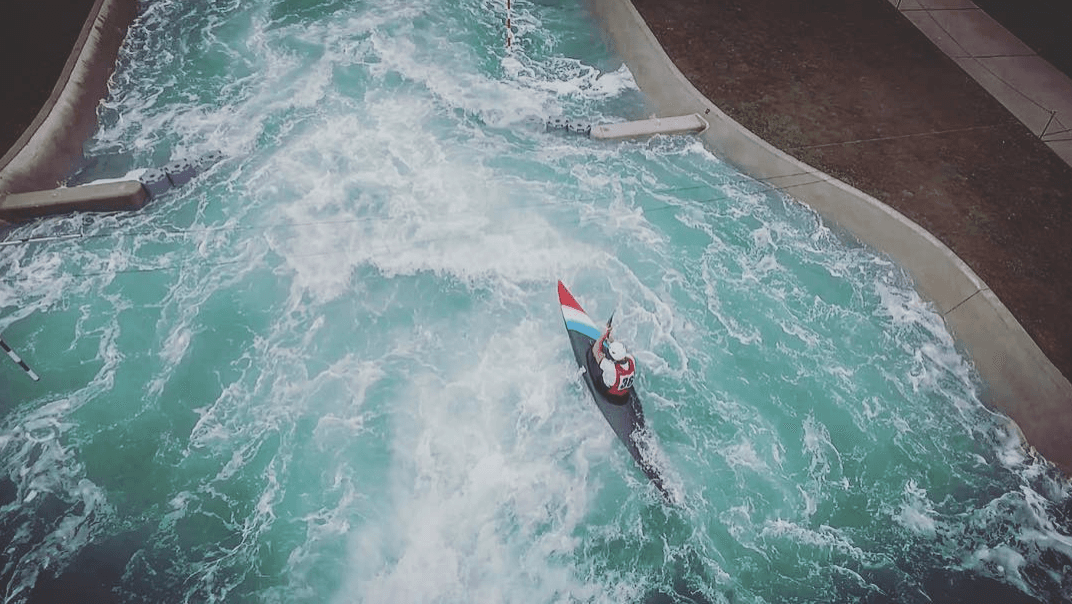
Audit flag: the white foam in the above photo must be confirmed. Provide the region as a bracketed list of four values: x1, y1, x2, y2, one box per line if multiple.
[893, 480, 940, 537]
[6, 0, 1070, 602]
[0, 399, 115, 600]
[720, 439, 768, 473]
[335, 319, 623, 603]
[759, 519, 865, 561]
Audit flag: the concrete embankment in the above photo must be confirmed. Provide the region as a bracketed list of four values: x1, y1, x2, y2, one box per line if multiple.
[0, 0, 139, 200]
[587, 0, 1072, 474]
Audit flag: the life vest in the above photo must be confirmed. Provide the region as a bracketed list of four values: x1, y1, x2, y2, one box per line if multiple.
[607, 357, 635, 397]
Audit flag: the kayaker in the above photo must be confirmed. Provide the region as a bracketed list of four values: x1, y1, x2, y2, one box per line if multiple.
[589, 323, 636, 399]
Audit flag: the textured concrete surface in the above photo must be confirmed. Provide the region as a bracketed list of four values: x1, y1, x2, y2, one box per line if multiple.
[0, 0, 139, 197]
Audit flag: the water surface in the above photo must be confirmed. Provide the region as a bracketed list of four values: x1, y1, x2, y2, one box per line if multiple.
[1, 1, 1069, 602]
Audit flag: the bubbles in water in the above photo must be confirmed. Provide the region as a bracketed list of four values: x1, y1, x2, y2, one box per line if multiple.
[2, 0, 1071, 603]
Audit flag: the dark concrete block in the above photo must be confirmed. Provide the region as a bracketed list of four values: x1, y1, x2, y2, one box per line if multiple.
[164, 160, 196, 187]
[194, 150, 224, 172]
[138, 168, 171, 199]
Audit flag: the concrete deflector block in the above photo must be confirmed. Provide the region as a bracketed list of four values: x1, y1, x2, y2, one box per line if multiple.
[0, 180, 148, 221]
[139, 168, 171, 200]
[591, 113, 709, 140]
[164, 160, 197, 187]
[195, 150, 224, 172]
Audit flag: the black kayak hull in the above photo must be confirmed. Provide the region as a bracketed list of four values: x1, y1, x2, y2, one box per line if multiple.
[558, 281, 673, 503]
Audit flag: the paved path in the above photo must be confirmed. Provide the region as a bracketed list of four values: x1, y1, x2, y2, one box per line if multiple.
[893, 0, 1072, 167]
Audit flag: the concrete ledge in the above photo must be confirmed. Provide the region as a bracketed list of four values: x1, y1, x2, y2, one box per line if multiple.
[0, 0, 139, 197]
[0, 181, 147, 222]
[945, 288, 1072, 461]
[591, 113, 708, 140]
[588, 0, 1072, 473]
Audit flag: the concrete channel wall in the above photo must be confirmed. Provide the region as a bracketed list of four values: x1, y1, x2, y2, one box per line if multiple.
[588, 0, 1072, 473]
[0, 0, 139, 197]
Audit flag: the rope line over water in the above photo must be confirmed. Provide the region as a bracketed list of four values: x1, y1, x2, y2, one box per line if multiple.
[0, 169, 830, 282]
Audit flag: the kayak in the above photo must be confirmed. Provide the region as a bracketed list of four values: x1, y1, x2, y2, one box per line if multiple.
[557, 281, 674, 504]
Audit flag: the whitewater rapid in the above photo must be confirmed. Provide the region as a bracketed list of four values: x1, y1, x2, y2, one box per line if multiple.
[0, 1, 1069, 602]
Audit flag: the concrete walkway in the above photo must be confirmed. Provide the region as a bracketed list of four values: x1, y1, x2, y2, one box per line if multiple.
[892, 0, 1072, 168]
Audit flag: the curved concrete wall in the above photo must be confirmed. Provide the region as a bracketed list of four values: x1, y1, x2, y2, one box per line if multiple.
[588, 0, 1072, 473]
[0, 0, 139, 196]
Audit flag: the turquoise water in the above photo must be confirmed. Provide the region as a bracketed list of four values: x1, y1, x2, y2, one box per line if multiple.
[1, 0, 1071, 602]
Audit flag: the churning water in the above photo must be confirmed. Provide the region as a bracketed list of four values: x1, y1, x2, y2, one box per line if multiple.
[1, 0, 1070, 602]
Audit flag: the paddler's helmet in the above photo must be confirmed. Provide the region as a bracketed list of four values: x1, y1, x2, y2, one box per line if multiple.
[608, 341, 628, 362]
